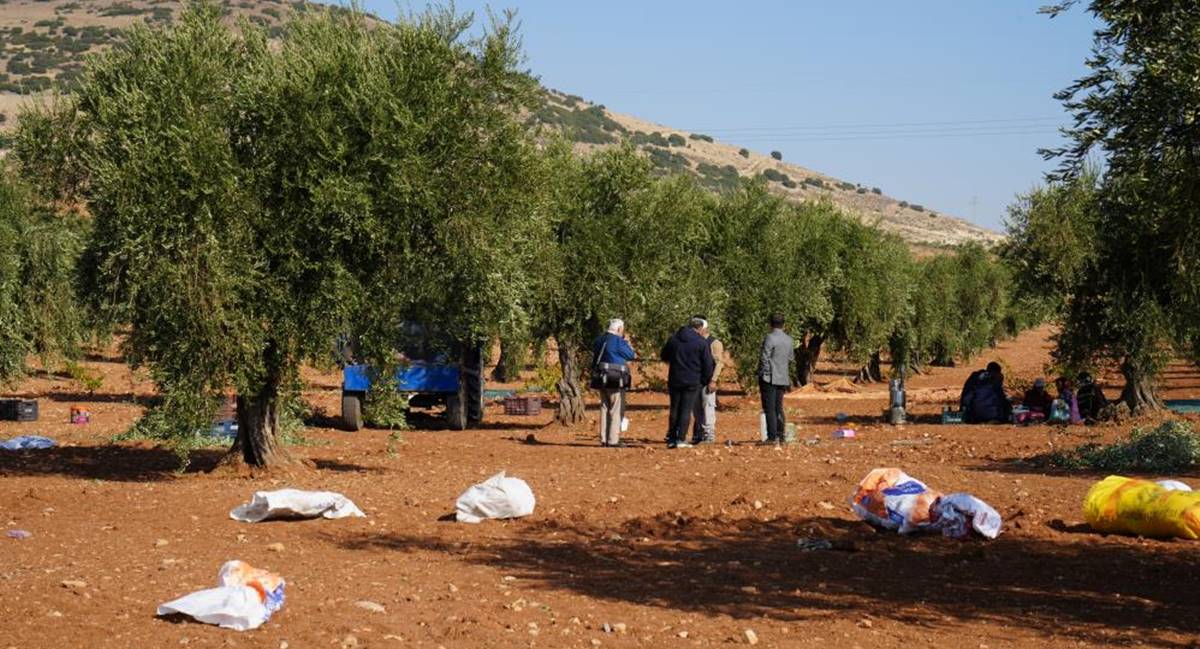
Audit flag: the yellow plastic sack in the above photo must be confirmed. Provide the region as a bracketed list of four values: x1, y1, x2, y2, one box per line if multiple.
[1083, 475, 1200, 539]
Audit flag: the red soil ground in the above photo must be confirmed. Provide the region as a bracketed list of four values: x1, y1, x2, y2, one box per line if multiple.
[2, 325, 1199, 648]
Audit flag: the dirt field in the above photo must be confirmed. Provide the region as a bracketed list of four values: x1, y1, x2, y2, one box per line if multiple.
[2, 326, 1199, 648]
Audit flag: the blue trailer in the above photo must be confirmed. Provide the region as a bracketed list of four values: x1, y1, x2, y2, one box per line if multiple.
[339, 328, 484, 431]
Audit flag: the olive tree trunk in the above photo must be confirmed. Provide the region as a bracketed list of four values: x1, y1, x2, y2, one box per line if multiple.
[793, 334, 824, 386]
[556, 344, 586, 425]
[855, 352, 884, 384]
[229, 349, 293, 468]
[1120, 357, 1162, 414]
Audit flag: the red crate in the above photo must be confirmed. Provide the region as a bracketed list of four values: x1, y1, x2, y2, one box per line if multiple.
[504, 396, 541, 416]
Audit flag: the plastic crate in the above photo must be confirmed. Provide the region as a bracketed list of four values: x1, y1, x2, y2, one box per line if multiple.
[504, 396, 541, 416]
[0, 399, 38, 422]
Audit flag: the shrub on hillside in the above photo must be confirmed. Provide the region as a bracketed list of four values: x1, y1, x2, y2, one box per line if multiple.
[871, 187, 882, 195]
[911, 204, 925, 212]
[762, 168, 788, 183]
[836, 181, 855, 191]
[802, 177, 825, 189]
[899, 200, 909, 208]
[738, 148, 749, 158]
[696, 162, 740, 193]
[856, 187, 867, 194]
[770, 150, 782, 161]
[667, 133, 686, 147]
[689, 133, 714, 143]
[630, 131, 670, 147]
[100, 2, 145, 17]
[645, 146, 690, 174]
[782, 179, 797, 189]
[1048, 421, 1200, 472]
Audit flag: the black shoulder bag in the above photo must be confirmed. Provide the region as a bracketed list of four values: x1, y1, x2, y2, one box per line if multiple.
[590, 337, 631, 390]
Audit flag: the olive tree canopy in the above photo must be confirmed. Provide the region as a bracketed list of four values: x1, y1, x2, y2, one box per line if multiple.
[16, 4, 543, 466]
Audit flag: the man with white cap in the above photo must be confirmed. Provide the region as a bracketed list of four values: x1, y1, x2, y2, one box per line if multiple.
[690, 317, 724, 444]
[591, 319, 636, 447]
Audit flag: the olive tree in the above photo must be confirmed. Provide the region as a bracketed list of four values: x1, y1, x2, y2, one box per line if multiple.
[1038, 0, 1200, 411]
[0, 163, 89, 381]
[17, 5, 542, 466]
[1001, 169, 1100, 323]
[826, 221, 913, 383]
[531, 146, 721, 423]
[714, 185, 839, 387]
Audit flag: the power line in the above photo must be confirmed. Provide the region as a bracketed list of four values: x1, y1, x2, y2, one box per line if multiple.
[719, 128, 1060, 144]
[684, 116, 1063, 134]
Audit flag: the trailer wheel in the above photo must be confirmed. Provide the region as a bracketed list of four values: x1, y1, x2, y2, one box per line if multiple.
[341, 393, 363, 431]
[446, 390, 467, 430]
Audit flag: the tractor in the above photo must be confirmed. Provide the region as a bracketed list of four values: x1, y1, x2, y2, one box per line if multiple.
[338, 324, 484, 431]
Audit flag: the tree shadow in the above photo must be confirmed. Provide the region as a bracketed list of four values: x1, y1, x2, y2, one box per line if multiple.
[310, 458, 387, 473]
[0, 444, 223, 482]
[331, 512, 1200, 646]
[41, 391, 156, 406]
[972, 454, 1200, 481]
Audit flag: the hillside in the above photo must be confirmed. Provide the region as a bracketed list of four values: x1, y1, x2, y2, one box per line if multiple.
[0, 0, 1002, 247]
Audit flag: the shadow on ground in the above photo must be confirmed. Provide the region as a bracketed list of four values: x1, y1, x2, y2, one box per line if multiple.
[332, 512, 1200, 646]
[0, 444, 224, 482]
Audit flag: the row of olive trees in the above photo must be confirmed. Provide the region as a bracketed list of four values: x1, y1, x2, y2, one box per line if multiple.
[6, 4, 1021, 466]
[514, 147, 1019, 424]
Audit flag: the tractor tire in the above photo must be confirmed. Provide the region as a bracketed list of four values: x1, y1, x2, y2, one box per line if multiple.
[446, 390, 468, 431]
[466, 371, 484, 424]
[341, 393, 363, 431]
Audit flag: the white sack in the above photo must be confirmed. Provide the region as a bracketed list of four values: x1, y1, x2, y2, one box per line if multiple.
[157, 585, 267, 631]
[230, 489, 365, 523]
[455, 471, 535, 523]
[0, 435, 55, 450]
[932, 493, 1003, 539]
[1156, 480, 1192, 492]
[156, 560, 285, 631]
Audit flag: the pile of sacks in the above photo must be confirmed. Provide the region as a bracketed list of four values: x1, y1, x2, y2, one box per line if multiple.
[851, 468, 1002, 540]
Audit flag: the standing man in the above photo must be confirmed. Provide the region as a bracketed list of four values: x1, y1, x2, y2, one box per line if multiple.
[591, 318, 636, 447]
[661, 316, 715, 449]
[691, 317, 724, 445]
[758, 312, 793, 444]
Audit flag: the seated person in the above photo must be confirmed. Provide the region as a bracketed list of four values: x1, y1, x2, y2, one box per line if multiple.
[1075, 372, 1108, 422]
[961, 362, 1002, 408]
[1019, 377, 1054, 421]
[1054, 377, 1084, 424]
[962, 365, 1011, 423]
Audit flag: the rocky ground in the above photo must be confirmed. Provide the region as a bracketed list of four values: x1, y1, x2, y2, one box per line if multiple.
[1, 326, 1198, 648]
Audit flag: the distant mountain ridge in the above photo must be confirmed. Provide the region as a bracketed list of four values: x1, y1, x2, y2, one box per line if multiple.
[0, 0, 1002, 247]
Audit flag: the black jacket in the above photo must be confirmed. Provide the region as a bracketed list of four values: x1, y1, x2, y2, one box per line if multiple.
[660, 327, 716, 389]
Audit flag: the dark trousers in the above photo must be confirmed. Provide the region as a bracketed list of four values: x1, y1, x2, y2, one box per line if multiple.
[760, 380, 786, 441]
[666, 386, 702, 445]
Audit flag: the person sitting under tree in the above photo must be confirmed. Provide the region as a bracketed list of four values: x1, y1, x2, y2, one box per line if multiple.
[961, 362, 1011, 424]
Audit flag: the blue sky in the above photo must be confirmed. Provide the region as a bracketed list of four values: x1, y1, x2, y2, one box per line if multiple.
[356, 1, 1099, 232]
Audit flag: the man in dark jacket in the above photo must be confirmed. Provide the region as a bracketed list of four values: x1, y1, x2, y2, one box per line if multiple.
[660, 317, 716, 449]
[962, 364, 1011, 423]
[960, 361, 1002, 410]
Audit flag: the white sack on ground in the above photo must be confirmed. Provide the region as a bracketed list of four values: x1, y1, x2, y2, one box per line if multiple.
[455, 471, 536, 523]
[932, 493, 1003, 539]
[156, 560, 285, 631]
[0, 435, 55, 450]
[1156, 480, 1192, 492]
[230, 489, 365, 523]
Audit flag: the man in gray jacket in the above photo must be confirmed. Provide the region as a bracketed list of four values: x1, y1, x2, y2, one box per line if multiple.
[758, 312, 793, 444]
